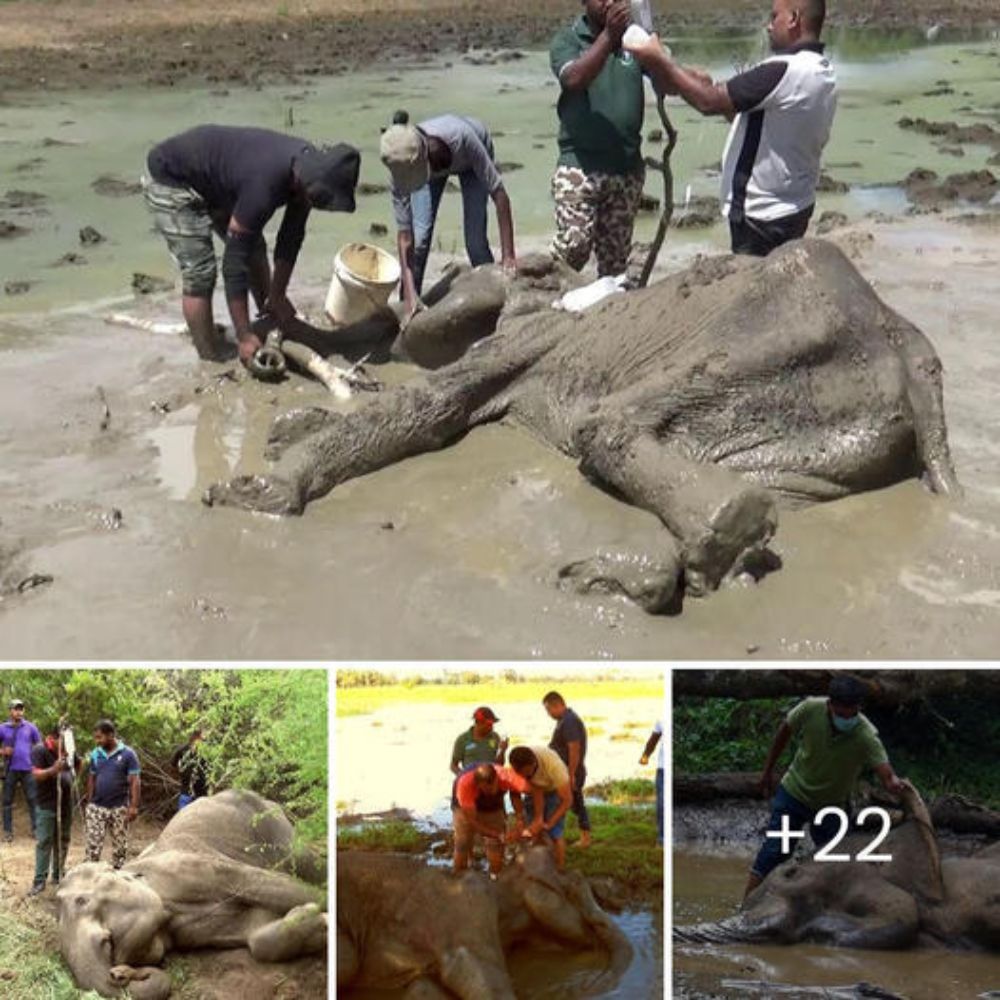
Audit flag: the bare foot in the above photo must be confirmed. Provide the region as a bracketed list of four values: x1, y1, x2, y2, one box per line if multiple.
[578, 831, 591, 849]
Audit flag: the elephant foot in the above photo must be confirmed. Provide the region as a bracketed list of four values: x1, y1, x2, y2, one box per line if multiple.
[109, 965, 172, 1000]
[265, 406, 340, 461]
[248, 902, 327, 963]
[558, 549, 681, 614]
[202, 474, 304, 515]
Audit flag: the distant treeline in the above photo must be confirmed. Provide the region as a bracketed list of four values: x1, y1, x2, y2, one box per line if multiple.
[336, 669, 634, 688]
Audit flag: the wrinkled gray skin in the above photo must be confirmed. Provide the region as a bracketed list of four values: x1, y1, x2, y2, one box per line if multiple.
[57, 790, 327, 999]
[337, 844, 632, 999]
[677, 788, 1000, 952]
[206, 241, 959, 610]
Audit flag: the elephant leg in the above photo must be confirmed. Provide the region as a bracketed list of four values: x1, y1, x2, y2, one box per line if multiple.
[577, 421, 777, 596]
[109, 966, 172, 1000]
[557, 543, 682, 614]
[895, 315, 961, 497]
[437, 945, 517, 1000]
[205, 318, 563, 515]
[248, 902, 327, 963]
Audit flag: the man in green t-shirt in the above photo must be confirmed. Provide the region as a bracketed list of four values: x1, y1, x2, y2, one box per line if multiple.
[549, 1, 664, 277]
[449, 707, 508, 776]
[745, 676, 906, 899]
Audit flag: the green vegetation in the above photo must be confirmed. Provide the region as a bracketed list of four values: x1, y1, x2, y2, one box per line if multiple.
[588, 778, 656, 805]
[0, 670, 328, 840]
[0, 918, 103, 1000]
[674, 694, 1000, 807]
[336, 803, 662, 903]
[337, 673, 662, 717]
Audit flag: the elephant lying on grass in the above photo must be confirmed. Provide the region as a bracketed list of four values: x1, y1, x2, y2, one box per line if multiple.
[207, 240, 959, 611]
[337, 844, 632, 999]
[57, 789, 326, 998]
[676, 786, 1000, 952]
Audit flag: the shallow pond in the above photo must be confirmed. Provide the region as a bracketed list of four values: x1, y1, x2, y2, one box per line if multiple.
[674, 849, 1000, 999]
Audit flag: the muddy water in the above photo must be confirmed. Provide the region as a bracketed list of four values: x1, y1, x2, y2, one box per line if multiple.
[2, 37, 1000, 657]
[673, 850, 1000, 999]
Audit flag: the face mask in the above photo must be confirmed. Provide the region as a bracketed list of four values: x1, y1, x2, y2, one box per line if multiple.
[832, 714, 859, 733]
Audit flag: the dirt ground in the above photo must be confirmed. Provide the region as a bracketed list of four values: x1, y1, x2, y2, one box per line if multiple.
[0, 0, 998, 93]
[0, 804, 326, 1000]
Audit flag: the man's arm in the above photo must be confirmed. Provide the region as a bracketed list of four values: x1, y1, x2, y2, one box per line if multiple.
[544, 783, 574, 831]
[566, 740, 582, 792]
[85, 772, 94, 805]
[127, 773, 141, 823]
[222, 217, 265, 363]
[874, 761, 905, 795]
[640, 729, 662, 765]
[396, 229, 421, 317]
[759, 721, 793, 796]
[461, 806, 503, 841]
[528, 788, 547, 835]
[626, 35, 734, 116]
[491, 187, 517, 272]
[31, 752, 58, 783]
[558, 4, 629, 92]
[268, 199, 310, 327]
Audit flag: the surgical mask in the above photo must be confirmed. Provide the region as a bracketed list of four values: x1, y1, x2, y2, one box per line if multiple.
[832, 714, 859, 733]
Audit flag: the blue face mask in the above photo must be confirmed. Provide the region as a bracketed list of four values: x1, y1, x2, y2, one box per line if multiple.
[832, 713, 859, 733]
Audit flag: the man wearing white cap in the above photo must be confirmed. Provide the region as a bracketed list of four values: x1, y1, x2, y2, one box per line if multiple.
[380, 112, 517, 318]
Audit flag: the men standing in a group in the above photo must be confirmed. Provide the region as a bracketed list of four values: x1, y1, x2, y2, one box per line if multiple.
[84, 720, 141, 870]
[543, 691, 591, 848]
[640, 718, 664, 846]
[549, 0, 654, 277]
[29, 725, 82, 896]
[625, 0, 837, 256]
[450, 707, 508, 776]
[0, 699, 40, 843]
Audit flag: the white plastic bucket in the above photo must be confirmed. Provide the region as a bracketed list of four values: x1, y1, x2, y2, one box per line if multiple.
[324, 243, 401, 325]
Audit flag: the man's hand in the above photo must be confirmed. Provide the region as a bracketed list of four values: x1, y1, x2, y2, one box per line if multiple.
[640, 754, 650, 766]
[758, 769, 777, 799]
[887, 775, 908, 796]
[528, 818, 545, 837]
[267, 294, 296, 327]
[506, 819, 525, 844]
[604, 1, 630, 47]
[126, 805, 138, 824]
[501, 255, 518, 278]
[237, 333, 263, 366]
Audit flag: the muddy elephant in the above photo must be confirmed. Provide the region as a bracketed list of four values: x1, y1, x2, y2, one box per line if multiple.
[676, 787, 1000, 952]
[206, 240, 959, 610]
[337, 844, 632, 999]
[57, 789, 327, 999]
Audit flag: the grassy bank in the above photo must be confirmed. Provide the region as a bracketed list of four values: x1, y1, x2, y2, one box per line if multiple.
[337, 784, 662, 904]
[337, 678, 664, 717]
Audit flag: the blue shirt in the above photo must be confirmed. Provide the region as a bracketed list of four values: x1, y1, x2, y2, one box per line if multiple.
[89, 742, 141, 808]
[0, 720, 42, 771]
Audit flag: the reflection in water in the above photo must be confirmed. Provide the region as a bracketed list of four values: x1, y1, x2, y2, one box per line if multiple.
[674, 849, 1000, 998]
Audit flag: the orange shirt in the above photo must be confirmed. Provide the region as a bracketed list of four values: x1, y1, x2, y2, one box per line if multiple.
[455, 765, 531, 811]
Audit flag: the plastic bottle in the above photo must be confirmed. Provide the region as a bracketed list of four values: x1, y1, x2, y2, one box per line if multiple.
[630, 0, 654, 33]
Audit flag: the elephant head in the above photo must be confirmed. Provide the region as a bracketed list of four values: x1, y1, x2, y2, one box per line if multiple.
[57, 862, 173, 999]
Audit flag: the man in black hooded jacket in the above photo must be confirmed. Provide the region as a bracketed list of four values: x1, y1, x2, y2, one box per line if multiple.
[143, 125, 360, 362]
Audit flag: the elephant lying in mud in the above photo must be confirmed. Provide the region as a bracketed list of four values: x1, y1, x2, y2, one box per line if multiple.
[337, 844, 631, 999]
[57, 789, 326, 999]
[206, 240, 959, 609]
[676, 787, 1000, 952]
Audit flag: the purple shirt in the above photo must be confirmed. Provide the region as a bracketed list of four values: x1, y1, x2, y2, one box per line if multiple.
[0, 719, 42, 771]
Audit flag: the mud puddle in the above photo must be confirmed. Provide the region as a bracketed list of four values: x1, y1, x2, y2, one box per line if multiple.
[673, 850, 1000, 999]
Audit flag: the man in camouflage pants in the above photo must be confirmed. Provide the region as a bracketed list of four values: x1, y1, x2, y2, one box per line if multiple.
[549, 0, 661, 276]
[84, 720, 141, 870]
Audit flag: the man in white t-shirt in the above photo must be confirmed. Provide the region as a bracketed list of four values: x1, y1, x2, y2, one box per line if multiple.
[640, 719, 664, 846]
[625, 0, 837, 256]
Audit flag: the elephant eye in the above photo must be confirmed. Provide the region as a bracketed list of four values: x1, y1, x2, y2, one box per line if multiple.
[76, 896, 88, 906]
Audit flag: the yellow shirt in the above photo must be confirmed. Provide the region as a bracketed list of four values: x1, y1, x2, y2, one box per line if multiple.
[528, 746, 569, 791]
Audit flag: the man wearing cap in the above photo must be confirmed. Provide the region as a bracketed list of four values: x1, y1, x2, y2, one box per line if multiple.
[29, 724, 82, 896]
[0, 699, 41, 844]
[450, 707, 509, 776]
[143, 125, 361, 361]
[543, 691, 592, 849]
[84, 719, 141, 870]
[509, 745, 574, 870]
[745, 675, 905, 899]
[452, 762, 530, 878]
[380, 113, 517, 318]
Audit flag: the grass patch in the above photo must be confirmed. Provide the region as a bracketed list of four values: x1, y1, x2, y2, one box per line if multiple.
[588, 778, 656, 805]
[337, 821, 431, 852]
[564, 804, 662, 903]
[337, 679, 663, 717]
[0, 919, 104, 1000]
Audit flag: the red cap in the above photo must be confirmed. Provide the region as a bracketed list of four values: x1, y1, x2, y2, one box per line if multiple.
[473, 707, 500, 724]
